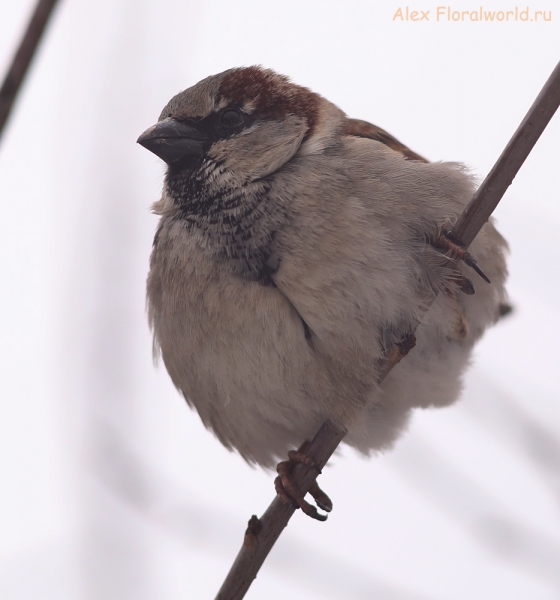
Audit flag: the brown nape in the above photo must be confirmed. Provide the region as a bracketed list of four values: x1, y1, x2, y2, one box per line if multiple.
[343, 118, 428, 162]
[219, 66, 320, 137]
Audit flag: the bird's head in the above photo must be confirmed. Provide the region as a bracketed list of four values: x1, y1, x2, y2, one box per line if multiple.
[137, 66, 345, 192]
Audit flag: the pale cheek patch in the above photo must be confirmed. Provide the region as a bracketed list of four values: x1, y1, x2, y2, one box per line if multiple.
[208, 117, 308, 181]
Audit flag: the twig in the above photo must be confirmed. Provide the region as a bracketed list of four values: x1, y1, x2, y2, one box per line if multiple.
[0, 0, 60, 141]
[215, 421, 346, 600]
[454, 60, 560, 247]
[215, 59, 560, 600]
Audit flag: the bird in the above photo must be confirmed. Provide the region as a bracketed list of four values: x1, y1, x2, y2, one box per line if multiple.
[138, 66, 508, 520]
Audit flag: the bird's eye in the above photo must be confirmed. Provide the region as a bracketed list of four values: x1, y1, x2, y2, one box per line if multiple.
[218, 108, 244, 131]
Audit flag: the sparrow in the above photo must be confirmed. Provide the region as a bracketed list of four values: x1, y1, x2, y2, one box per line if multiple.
[138, 66, 508, 519]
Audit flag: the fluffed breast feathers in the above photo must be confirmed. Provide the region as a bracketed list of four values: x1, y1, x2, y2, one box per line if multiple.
[141, 66, 508, 467]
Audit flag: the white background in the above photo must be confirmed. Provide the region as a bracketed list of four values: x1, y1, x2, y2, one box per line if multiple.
[0, 1, 559, 599]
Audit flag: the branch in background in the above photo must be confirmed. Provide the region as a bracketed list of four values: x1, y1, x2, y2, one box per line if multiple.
[0, 0, 60, 142]
[391, 436, 560, 588]
[215, 59, 560, 600]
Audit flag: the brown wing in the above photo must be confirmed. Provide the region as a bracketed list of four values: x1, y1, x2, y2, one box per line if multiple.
[343, 118, 428, 163]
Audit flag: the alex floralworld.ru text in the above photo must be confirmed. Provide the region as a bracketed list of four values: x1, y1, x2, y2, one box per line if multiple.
[392, 6, 552, 21]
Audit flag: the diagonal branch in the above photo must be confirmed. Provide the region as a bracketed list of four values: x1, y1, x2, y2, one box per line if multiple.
[0, 0, 61, 142]
[215, 59, 560, 600]
[454, 60, 560, 247]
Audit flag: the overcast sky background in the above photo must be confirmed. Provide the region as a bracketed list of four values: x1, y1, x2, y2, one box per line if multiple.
[0, 1, 559, 599]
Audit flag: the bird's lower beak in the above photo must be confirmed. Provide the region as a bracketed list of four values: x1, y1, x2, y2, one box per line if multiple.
[137, 117, 208, 165]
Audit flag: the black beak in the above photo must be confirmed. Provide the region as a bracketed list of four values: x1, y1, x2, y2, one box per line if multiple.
[137, 117, 208, 165]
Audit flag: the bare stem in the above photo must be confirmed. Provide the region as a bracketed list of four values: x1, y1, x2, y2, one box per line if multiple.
[0, 0, 60, 141]
[454, 60, 560, 247]
[215, 59, 560, 600]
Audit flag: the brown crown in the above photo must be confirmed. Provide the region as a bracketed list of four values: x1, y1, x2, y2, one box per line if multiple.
[218, 66, 320, 136]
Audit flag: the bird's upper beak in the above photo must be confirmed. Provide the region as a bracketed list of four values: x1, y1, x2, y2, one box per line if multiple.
[137, 117, 208, 165]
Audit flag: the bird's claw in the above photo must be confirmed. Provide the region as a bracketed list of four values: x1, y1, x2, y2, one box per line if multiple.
[275, 447, 332, 521]
[435, 231, 491, 284]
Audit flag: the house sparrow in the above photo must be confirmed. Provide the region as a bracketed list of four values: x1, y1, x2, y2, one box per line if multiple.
[138, 66, 508, 518]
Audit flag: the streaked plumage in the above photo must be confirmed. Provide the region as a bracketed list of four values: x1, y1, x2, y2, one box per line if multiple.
[139, 66, 508, 468]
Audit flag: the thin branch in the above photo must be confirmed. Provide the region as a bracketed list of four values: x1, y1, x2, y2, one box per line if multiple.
[455, 60, 560, 246]
[215, 421, 345, 600]
[215, 60, 560, 600]
[0, 0, 60, 142]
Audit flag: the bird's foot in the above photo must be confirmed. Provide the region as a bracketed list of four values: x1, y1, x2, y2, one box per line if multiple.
[275, 446, 332, 521]
[434, 231, 491, 284]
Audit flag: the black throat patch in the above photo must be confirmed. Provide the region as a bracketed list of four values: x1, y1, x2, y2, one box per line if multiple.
[165, 159, 285, 284]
